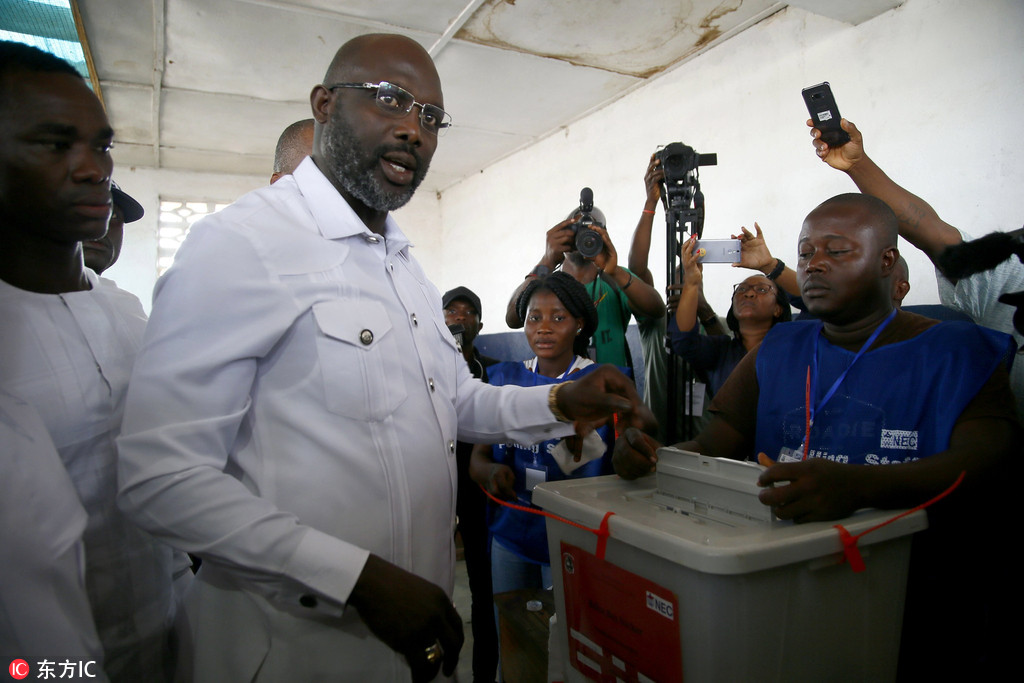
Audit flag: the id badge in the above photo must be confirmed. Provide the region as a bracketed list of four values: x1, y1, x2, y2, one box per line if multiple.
[519, 466, 547, 504]
[777, 444, 805, 463]
[683, 381, 706, 416]
[524, 466, 546, 492]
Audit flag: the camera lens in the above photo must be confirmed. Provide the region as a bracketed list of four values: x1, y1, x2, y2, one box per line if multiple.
[576, 228, 603, 259]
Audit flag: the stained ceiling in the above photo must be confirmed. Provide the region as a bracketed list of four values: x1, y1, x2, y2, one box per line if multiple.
[71, 0, 901, 193]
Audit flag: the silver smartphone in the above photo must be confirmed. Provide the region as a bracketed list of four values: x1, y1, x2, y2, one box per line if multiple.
[695, 238, 741, 263]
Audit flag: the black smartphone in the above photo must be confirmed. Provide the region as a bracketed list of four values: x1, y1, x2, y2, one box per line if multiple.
[802, 81, 850, 147]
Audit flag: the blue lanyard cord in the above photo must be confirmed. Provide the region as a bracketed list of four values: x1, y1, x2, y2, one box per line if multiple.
[809, 308, 898, 426]
[532, 356, 579, 381]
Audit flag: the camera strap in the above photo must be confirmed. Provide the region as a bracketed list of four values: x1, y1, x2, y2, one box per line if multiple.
[589, 270, 635, 376]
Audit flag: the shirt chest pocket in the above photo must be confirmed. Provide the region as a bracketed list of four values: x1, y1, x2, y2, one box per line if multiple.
[312, 300, 408, 421]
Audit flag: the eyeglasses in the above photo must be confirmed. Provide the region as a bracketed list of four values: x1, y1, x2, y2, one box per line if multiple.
[733, 283, 776, 296]
[326, 81, 452, 136]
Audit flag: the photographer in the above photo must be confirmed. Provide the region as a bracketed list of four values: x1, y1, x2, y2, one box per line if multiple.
[630, 154, 725, 441]
[669, 236, 792, 397]
[505, 202, 664, 368]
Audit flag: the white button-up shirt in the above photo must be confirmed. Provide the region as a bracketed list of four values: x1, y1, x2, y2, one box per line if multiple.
[117, 158, 569, 681]
[0, 392, 107, 681]
[0, 271, 177, 681]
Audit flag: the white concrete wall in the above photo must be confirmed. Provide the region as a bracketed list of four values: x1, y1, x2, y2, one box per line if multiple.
[103, 166, 264, 311]
[435, 0, 1024, 331]
[112, 0, 1024, 327]
[108, 165, 443, 312]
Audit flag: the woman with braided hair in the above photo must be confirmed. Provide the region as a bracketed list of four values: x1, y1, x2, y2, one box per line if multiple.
[470, 271, 624, 595]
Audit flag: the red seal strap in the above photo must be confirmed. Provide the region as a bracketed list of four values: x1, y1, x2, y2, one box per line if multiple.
[480, 485, 616, 559]
[832, 471, 965, 573]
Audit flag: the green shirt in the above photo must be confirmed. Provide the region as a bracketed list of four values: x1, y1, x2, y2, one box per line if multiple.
[585, 269, 634, 367]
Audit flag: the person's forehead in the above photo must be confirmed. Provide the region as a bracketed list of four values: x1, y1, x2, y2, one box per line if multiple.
[446, 298, 477, 312]
[740, 274, 772, 286]
[1, 71, 109, 135]
[344, 41, 443, 105]
[528, 290, 567, 308]
[799, 206, 871, 243]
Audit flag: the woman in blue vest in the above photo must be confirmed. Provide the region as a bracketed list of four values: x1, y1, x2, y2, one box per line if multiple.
[470, 271, 618, 593]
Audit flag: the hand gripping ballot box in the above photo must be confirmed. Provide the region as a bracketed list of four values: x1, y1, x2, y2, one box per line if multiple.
[534, 447, 927, 683]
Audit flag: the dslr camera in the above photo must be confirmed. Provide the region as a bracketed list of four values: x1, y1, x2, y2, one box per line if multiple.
[569, 187, 604, 259]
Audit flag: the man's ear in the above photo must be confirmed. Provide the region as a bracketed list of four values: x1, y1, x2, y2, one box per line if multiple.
[880, 246, 899, 276]
[893, 279, 911, 305]
[310, 85, 332, 124]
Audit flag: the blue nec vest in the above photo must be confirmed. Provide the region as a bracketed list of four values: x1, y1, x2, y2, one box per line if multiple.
[755, 318, 1014, 466]
[486, 360, 623, 564]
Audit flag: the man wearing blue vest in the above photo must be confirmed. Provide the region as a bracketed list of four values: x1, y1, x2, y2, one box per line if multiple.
[614, 193, 1018, 679]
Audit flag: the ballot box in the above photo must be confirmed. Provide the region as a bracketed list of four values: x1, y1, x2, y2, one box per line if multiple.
[534, 447, 927, 683]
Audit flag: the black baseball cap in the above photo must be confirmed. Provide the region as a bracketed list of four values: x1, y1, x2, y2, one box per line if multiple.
[442, 286, 483, 320]
[112, 181, 144, 223]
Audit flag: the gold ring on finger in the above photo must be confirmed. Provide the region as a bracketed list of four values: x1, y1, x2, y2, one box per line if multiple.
[424, 641, 443, 664]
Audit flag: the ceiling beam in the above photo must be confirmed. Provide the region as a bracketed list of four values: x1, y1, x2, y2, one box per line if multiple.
[787, 0, 903, 26]
[70, 0, 103, 108]
[428, 0, 488, 58]
[151, 0, 166, 167]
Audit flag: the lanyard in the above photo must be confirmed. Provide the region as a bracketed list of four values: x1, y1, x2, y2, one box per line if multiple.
[808, 307, 898, 430]
[532, 356, 579, 380]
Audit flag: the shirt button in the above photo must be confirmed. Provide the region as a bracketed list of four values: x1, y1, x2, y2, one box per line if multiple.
[299, 594, 318, 608]
[359, 329, 373, 345]
[364, 235, 380, 244]
[448, 440, 455, 454]
[428, 377, 435, 392]
[411, 313, 418, 326]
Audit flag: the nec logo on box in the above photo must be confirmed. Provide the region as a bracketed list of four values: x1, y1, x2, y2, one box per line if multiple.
[646, 591, 674, 620]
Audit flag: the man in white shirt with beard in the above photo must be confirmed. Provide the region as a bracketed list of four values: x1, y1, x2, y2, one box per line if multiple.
[117, 33, 651, 682]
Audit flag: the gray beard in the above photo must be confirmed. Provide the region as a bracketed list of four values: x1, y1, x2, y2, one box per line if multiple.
[323, 111, 427, 212]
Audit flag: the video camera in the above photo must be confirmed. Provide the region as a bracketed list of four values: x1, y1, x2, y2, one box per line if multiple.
[655, 143, 716, 226]
[657, 143, 717, 444]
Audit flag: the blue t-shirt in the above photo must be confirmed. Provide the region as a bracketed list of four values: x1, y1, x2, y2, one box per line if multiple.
[486, 359, 620, 563]
[755, 316, 1015, 465]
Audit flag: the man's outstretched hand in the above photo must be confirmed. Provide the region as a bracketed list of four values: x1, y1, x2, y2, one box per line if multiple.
[555, 365, 658, 434]
[808, 117, 865, 172]
[348, 555, 464, 682]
